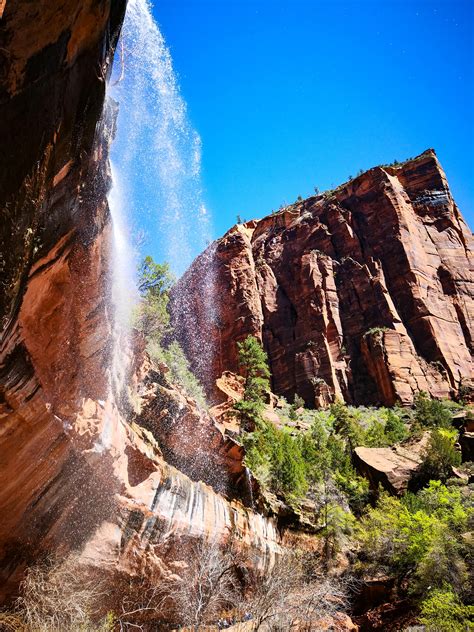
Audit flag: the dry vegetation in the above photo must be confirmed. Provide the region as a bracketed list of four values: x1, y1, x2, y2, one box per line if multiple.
[0, 542, 351, 632]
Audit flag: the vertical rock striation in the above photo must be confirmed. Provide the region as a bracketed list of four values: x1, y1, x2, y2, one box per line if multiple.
[0, 0, 127, 597]
[172, 151, 473, 407]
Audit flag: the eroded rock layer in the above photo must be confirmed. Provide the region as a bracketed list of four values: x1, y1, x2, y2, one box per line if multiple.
[173, 151, 473, 406]
[0, 0, 126, 597]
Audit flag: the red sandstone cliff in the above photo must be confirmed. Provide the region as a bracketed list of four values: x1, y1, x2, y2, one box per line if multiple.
[0, 0, 280, 604]
[172, 151, 473, 407]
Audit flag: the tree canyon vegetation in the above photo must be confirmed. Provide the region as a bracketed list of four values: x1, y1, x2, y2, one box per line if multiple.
[0, 1, 473, 632]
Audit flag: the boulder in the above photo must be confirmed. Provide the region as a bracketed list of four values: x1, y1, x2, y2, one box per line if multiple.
[353, 435, 429, 495]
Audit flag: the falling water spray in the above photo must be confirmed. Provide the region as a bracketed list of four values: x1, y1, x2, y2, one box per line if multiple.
[109, 0, 213, 274]
[105, 0, 217, 414]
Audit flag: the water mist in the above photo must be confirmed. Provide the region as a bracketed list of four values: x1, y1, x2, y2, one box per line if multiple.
[106, 0, 216, 419]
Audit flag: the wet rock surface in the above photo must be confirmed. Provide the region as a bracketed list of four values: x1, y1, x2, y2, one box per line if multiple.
[0, 0, 281, 603]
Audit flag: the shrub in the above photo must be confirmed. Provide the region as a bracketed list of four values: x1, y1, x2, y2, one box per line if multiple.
[414, 429, 462, 487]
[419, 588, 474, 631]
[357, 482, 472, 601]
[0, 555, 114, 632]
[364, 326, 389, 338]
[270, 430, 308, 500]
[384, 408, 409, 443]
[148, 339, 206, 408]
[243, 421, 309, 503]
[322, 503, 355, 562]
[414, 392, 453, 429]
[330, 400, 364, 452]
[136, 255, 207, 408]
[135, 256, 174, 344]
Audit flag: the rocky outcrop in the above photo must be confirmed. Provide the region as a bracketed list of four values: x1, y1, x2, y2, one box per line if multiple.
[172, 151, 473, 407]
[353, 435, 429, 495]
[131, 359, 249, 501]
[0, 0, 127, 598]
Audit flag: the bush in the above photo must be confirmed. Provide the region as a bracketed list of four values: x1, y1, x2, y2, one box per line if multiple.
[0, 556, 114, 632]
[148, 339, 206, 408]
[243, 420, 309, 503]
[414, 392, 453, 429]
[357, 482, 472, 601]
[134, 256, 174, 344]
[414, 429, 462, 487]
[136, 255, 207, 408]
[384, 408, 409, 443]
[270, 430, 308, 500]
[419, 588, 474, 631]
[330, 400, 364, 452]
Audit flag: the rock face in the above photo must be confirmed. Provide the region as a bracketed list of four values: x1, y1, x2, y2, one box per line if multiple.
[0, 0, 280, 604]
[172, 151, 473, 407]
[0, 0, 126, 598]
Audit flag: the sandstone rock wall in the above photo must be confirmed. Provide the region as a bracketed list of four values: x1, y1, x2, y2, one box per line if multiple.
[172, 151, 473, 407]
[0, 2, 283, 603]
[0, 0, 127, 597]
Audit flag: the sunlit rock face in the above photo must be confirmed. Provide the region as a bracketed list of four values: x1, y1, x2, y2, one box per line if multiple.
[172, 150, 473, 407]
[353, 434, 430, 495]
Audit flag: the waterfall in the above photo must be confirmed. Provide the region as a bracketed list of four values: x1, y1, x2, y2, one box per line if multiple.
[109, 0, 213, 276]
[245, 466, 255, 510]
[107, 162, 138, 413]
[104, 0, 217, 403]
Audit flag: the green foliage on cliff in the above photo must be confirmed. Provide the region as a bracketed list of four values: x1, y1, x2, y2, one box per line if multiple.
[147, 339, 206, 407]
[135, 256, 174, 344]
[235, 337, 310, 501]
[242, 419, 310, 502]
[136, 256, 206, 406]
[419, 588, 474, 631]
[414, 391, 453, 429]
[234, 335, 271, 427]
[236, 366, 471, 625]
[414, 428, 462, 487]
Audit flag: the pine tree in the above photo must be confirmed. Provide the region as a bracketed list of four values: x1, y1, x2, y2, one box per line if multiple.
[235, 336, 270, 429]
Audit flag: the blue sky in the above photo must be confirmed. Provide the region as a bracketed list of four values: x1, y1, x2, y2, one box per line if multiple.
[152, 0, 473, 238]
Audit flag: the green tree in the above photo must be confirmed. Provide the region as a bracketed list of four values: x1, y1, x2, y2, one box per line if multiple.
[136, 257, 206, 405]
[330, 401, 364, 453]
[138, 256, 174, 298]
[235, 336, 271, 429]
[148, 340, 206, 408]
[414, 391, 453, 429]
[384, 408, 408, 443]
[135, 256, 174, 343]
[270, 431, 308, 500]
[414, 429, 462, 487]
[419, 588, 474, 631]
[322, 503, 354, 565]
[357, 482, 472, 602]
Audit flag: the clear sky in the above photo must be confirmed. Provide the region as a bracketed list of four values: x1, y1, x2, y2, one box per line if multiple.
[151, 0, 473, 239]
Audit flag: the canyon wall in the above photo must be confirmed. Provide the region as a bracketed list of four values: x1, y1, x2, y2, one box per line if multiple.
[0, 0, 280, 602]
[173, 151, 473, 407]
[0, 0, 125, 596]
